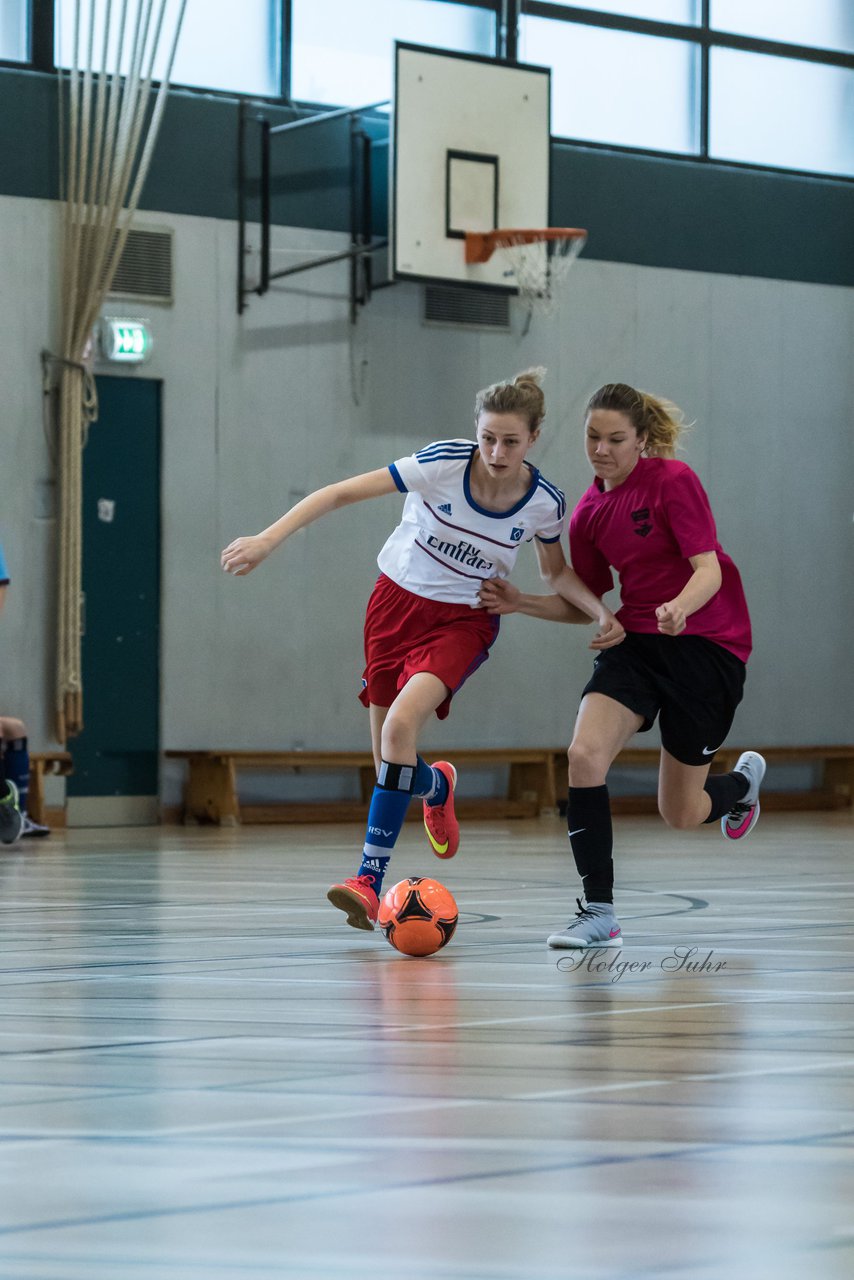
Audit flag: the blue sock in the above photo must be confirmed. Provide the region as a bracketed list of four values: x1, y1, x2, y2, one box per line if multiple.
[3, 739, 29, 815]
[414, 756, 449, 807]
[357, 850, 391, 894]
[357, 766, 414, 894]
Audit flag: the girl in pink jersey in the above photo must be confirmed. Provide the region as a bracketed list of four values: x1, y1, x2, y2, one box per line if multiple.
[222, 371, 623, 933]
[480, 383, 765, 950]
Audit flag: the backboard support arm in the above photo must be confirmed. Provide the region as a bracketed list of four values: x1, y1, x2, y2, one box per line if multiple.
[238, 99, 391, 317]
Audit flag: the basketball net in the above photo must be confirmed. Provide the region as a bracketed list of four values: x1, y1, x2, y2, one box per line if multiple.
[465, 228, 587, 328]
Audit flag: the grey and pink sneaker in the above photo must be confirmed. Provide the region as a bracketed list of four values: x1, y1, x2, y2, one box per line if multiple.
[721, 751, 766, 841]
[547, 899, 623, 950]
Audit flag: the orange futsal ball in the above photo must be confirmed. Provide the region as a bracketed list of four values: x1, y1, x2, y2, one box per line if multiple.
[378, 877, 459, 957]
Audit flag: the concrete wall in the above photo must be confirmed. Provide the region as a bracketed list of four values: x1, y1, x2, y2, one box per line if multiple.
[1, 196, 852, 806]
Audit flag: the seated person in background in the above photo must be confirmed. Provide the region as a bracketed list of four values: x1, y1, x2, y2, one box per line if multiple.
[0, 545, 24, 845]
[0, 716, 50, 838]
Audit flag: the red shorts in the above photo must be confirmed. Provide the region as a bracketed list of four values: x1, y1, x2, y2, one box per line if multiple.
[359, 574, 500, 720]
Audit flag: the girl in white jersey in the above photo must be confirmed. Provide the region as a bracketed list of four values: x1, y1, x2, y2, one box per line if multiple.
[222, 370, 624, 933]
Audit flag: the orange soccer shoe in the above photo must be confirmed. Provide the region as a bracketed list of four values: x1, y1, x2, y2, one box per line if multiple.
[423, 761, 459, 859]
[327, 875, 379, 931]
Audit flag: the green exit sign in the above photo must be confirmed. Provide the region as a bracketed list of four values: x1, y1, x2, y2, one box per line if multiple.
[101, 318, 152, 364]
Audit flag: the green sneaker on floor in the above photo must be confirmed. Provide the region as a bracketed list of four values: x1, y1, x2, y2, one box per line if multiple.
[0, 781, 24, 845]
[21, 814, 51, 838]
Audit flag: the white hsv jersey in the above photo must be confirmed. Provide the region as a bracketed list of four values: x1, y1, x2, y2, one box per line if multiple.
[378, 439, 567, 605]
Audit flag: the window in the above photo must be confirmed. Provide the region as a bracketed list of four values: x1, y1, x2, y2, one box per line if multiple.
[1, 1, 29, 62]
[55, 0, 281, 98]
[520, 17, 699, 154]
[520, 2, 854, 178]
[533, 1, 698, 21]
[711, 48, 854, 177]
[40, 3, 854, 179]
[711, 0, 854, 56]
[290, 0, 496, 107]
[171, 0, 280, 96]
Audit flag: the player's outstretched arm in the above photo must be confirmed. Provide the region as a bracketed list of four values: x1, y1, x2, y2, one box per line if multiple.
[478, 541, 589, 622]
[478, 577, 587, 623]
[537, 542, 624, 648]
[221, 468, 398, 576]
[480, 580, 624, 648]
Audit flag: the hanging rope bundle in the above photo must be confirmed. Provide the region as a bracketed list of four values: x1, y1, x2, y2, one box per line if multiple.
[55, 0, 186, 741]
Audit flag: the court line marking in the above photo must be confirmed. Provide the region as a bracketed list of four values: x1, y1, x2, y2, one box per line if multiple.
[4, 1054, 854, 1140]
[3, 984, 854, 1058]
[2, 1096, 854, 1241]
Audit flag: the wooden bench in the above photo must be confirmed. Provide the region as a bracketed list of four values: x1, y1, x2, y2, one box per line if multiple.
[28, 751, 74, 827]
[165, 745, 854, 826]
[165, 748, 559, 825]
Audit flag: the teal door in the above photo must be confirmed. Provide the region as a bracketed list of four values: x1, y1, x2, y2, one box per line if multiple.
[67, 376, 162, 800]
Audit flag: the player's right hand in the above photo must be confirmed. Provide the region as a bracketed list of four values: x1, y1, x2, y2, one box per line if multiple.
[221, 534, 273, 576]
[477, 577, 520, 614]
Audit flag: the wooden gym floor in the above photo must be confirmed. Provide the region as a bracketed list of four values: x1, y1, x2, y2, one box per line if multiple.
[1, 810, 853, 1279]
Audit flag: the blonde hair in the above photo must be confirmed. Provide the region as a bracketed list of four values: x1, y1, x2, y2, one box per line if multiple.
[475, 367, 546, 432]
[586, 383, 687, 458]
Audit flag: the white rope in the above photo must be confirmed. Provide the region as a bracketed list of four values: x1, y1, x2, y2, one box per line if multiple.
[55, 0, 187, 741]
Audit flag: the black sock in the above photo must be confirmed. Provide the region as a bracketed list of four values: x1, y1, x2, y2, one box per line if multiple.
[703, 770, 749, 823]
[567, 785, 614, 905]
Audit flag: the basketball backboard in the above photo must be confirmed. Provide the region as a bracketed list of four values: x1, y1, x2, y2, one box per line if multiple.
[392, 43, 551, 292]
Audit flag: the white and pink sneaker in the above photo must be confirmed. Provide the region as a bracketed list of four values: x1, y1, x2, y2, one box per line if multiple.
[722, 751, 766, 841]
[547, 899, 623, 950]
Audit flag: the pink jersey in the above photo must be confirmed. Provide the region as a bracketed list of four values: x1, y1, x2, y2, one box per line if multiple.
[569, 457, 752, 662]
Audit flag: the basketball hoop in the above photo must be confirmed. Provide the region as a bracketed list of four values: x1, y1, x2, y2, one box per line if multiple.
[464, 227, 587, 321]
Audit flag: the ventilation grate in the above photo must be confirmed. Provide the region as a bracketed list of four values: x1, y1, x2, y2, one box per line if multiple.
[108, 227, 174, 303]
[424, 284, 510, 330]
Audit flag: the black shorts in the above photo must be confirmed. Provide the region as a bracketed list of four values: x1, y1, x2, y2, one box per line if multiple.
[581, 632, 746, 767]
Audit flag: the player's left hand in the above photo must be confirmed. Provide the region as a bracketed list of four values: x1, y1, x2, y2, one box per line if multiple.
[590, 614, 625, 649]
[656, 601, 687, 635]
